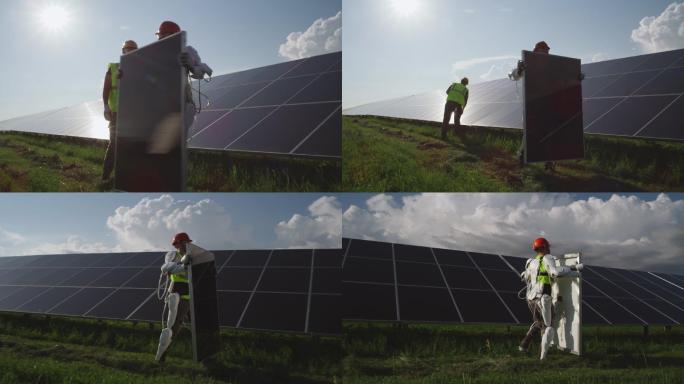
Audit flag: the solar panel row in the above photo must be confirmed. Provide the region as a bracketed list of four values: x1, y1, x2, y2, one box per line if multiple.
[0, 52, 341, 158]
[343, 48, 684, 141]
[341, 238, 684, 326]
[0, 248, 342, 335]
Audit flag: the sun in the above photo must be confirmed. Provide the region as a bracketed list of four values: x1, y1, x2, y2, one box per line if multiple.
[37, 5, 71, 33]
[389, 0, 422, 18]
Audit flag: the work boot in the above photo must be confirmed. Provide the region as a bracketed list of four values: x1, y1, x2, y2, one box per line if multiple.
[518, 345, 529, 353]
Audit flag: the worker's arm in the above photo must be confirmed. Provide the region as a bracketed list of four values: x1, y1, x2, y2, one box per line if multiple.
[446, 84, 452, 95]
[464, 89, 469, 108]
[160, 251, 185, 274]
[102, 69, 112, 121]
[180, 46, 213, 80]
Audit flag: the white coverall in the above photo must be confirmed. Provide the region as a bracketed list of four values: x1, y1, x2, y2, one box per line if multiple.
[182, 46, 212, 138]
[520, 254, 573, 360]
[155, 242, 210, 361]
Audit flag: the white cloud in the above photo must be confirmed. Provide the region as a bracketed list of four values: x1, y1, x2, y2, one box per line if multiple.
[343, 193, 684, 274]
[452, 55, 518, 71]
[0, 226, 25, 245]
[106, 195, 253, 251]
[279, 11, 342, 60]
[631, 2, 684, 53]
[590, 52, 610, 63]
[276, 196, 342, 248]
[21, 235, 113, 256]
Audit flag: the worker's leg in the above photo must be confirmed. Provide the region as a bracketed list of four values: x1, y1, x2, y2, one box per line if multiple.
[454, 104, 464, 134]
[156, 292, 181, 362]
[101, 113, 117, 181]
[441, 101, 456, 139]
[520, 299, 543, 351]
[539, 294, 555, 360]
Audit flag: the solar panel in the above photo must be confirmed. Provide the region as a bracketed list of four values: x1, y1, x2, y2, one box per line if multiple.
[344, 48, 684, 141]
[341, 238, 684, 326]
[0, 52, 341, 158]
[0, 247, 342, 335]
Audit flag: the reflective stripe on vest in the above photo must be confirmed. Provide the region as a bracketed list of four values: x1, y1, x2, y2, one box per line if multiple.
[536, 255, 550, 285]
[170, 251, 190, 300]
[108, 63, 119, 113]
[446, 83, 468, 105]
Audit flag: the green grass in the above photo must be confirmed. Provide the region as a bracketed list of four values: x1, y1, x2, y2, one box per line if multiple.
[342, 115, 684, 192]
[342, 322, 684, 384]
[0, 312, 344, 384]
[0, 131, 340, 192]
[1, 313, 681, 384]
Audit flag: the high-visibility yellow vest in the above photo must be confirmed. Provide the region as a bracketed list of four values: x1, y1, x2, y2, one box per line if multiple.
[108, 63, 119, 113]
[536, 255, 550, 285]
[170, 251, 190, 300]
[446, 83, 468, 106]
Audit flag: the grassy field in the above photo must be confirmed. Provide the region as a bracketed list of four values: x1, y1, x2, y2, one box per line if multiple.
[0, 312, 343, 384]
[342, 116, 684, 192]
[1, 312, 681, 384]
[343, 322, 684, 384]
[0, 131, 340, 192]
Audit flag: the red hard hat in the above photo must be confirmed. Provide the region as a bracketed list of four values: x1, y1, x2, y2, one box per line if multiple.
[533, 237, 550, 252]
[172, 232, 192, 246]
[156, 21, 181, 36]
[534, 41, 550, 52]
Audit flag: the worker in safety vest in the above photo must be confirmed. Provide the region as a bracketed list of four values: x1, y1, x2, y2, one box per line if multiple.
[101, 40, 138, 182]
[155, 21, 213, 139]
[155, 232, 197, 362]
[441, 77, 469, 140]
[519, 237, 583, 360]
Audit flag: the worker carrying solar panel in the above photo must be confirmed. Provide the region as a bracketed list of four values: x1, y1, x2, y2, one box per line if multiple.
[155, 21, 213, 138]
[441, 77, 469, 140]
[518, 237, 583, 360]
[101, 40, 138, 183]
[155, 231, 210, 362]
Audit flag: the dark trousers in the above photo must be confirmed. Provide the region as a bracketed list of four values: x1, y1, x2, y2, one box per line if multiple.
[441, 101, 463, 138]
[520, 297, 555, 350]
[102, 113, 117, 180]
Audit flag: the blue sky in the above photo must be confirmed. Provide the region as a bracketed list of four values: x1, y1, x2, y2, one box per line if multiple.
[0, 0, 341, 121]
[343, 0, 684, 108]
[340, 193, 684, 274]
[0, 193, 342, 255]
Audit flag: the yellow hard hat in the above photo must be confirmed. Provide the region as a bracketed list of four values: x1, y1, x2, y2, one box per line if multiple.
[122, 40, 138, 50]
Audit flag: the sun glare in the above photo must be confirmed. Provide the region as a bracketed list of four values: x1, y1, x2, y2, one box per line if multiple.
[37, 5, 71, 33]
[390, 0, 422, 18]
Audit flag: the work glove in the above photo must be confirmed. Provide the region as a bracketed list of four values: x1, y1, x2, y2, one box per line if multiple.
[579, 72, 585, 81]
[571, 263, 584, 271]
[103, 105, 111, 122]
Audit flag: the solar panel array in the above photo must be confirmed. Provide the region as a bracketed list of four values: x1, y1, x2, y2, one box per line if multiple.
[0, 52, 341, 158]
[0, 247, 342, 335]
[343, 48, 684, 141]
[341, 238, 684, 326]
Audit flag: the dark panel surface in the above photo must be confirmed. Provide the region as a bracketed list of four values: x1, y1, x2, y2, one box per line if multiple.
[343, 257, 394, 284]
[216, 291, 250, 327]
[240, 292, 307, 332]
[216, 267, 261, 291]
[257, 268, 310, 293]
[49, 288, 115, 316]
[343, 282, 396, 321]
[189, 107, 275, 150]
[585, 95, 676, 136]
[17, 287, 81, 313]
[308, 294, 342, 334]
[293, 108, 341, 156]
[398, 286, 460, 322]
[523, 51, 584, 162]
[87, 288, 153, 319]
[396, 261, 443, 286]
[452, 289, 515, 323]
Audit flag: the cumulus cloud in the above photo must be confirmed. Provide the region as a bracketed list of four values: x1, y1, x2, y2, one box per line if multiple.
[279, 11, 342, 60]
[276, 196, 342, 248]
[451, 55, 518, 81]
[106, 195, 253, 251]
[631, 2, 684, 53]
[343, 193, 684, 274]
